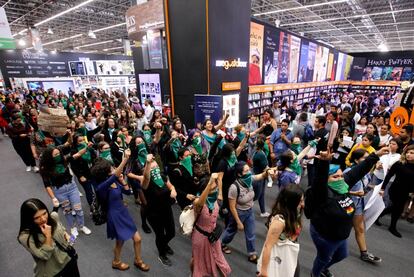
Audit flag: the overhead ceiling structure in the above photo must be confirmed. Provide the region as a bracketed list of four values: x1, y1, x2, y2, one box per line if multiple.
[1, 0, 131, 54]
[252, 0, 414, 53]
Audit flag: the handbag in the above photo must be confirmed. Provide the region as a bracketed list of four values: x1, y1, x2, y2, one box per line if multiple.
[54, 239, 78, 260]
[194, 223, 223, 243]
[179, 205, 196, 236]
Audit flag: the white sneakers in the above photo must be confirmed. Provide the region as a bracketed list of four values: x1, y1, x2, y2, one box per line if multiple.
[26, 166, 32, 172]
[32, 166, 39, 173]
[260, 212, 270, 218]
[71, 226, 92, 237]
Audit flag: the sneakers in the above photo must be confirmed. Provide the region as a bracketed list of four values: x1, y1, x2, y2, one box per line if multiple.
[80, 226, 92, 235]
[320, 269, 334, 277]
[360, 251, 382, 263]
[26, 166, 32, 172]
[260, 212, 270, 218]
[388, 227, 402, 238]
[71, 227, 79, 238]
[158, 255, 172, 266]
[79, 192, 84, 197]
[32, 166, 39, 173]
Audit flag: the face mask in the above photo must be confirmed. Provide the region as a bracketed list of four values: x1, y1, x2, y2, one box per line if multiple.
[150, 167, 165, 188]
[53, 154, 65, 174]
[240, 171, 253, 188]
[290, 143, 302, 155]
[100, 149, 113, 164]
[170, 138, 182, 159]
[180, 156, 193, 176]
[327, 179, 349, 195]
[192, 137, 202, 154]
[227, 152, 237, 167]
[237, 131, 246, 141]
[136, 143, 148, 166]
[143, 130, 152, 145]
[206, 189, 218, 211]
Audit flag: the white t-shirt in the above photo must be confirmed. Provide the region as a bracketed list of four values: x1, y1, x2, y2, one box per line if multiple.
[379, 134, 392, 146]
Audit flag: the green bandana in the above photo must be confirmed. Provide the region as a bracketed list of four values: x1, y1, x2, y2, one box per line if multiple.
[291, 143, 302, 155]
[53, 155, 65, 174]
[226, 152, 237, 167]
[118, 134, 127, 148]
[76, 127, 87, 137]
[240, 172, 253, 188]
[100, 149, 113, 164]
[150, 167, 165, 188]
[309, 139, 318, 148]
[327, 179, 349, 195]
[77, 142, 92, 163]
[170, 138, 182, 159]
[263, 142, 270, 157]
[143, 130, 153, 145]
[203, 133, 215, 144]
[137, 143, 148, 166]
[180, 156, 193, 176]
[289, 157, 302, 176]
[192, 137, 203, 155]
[206, 189, 218, 211]
[237, 131, 246, 141]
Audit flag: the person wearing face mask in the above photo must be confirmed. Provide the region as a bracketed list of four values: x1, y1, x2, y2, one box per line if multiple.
[39, 140, 92, 237]
[257, 184, 304, 277]
[186, 129, 211, 180]
[142, 153, 177, 266]
[221, 161, 275, 264]
[164, 130, 184, 171]
[110, 130, 128, 166]
[191, 173, 231, 277]
[170, 148, 203, 210]
[98, 141, 114, 164]
[232, 125, 250, 162]
[345, 133, 375, 167]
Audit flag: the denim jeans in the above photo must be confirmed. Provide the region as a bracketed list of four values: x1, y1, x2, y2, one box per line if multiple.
[52, 179, 85, 229]
[310, 224, 348, 276]
[253, 179, 266, 213]
[221, 208, 256, 255]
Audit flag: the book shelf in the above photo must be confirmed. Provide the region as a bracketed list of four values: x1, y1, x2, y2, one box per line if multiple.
[248, 81, 402, 116]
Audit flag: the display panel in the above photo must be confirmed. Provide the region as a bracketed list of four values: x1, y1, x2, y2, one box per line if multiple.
[289, 35, 301, 83]
[27, 81, 43, 90]
[222, 94, 239, 128]
[69, 61, 86, 76]
[306, 42, 317, 82]
[297, 40, 309, 82]
[401, 67, 413, 81]
[278, 31, 290, 83]
[138, 73, 162, 110]
[263, 27, 279, 84]
[96, 60, 123, 75]
[249, 22, 264, 85]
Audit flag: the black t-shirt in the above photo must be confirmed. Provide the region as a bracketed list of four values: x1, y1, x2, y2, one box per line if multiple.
[169, 165, 201, 209]
[314, 127, 329, 154]
[143, 173, 171, 214]
[232, 137, 248, 162]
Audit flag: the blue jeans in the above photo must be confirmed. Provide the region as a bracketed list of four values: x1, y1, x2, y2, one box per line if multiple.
[52, 180, 85, 229]
[310, 224, 348, 276]
[253, 179, 266, 213]
[221, 208, 256, 255]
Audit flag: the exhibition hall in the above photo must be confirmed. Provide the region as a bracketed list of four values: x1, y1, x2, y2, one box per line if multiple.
[0, 1, 413, 277]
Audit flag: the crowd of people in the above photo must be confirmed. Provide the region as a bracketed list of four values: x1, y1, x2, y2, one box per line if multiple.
[0, 85, 412, 277]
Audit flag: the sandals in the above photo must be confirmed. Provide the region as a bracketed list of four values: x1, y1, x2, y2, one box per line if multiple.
[112, 261, 130, 271]
[248, 254, 258, 264]
[134, 260, 150, 272]
[222, 245, 232, 254]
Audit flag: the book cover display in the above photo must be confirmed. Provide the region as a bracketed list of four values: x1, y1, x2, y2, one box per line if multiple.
[263, 27, 279, 84]
[289, 35, 301, 83]
[306, 42, 317, 82]
[249, 22, 264, 85]
[297, 41, 309, 82]
[278, 31, 290, 83]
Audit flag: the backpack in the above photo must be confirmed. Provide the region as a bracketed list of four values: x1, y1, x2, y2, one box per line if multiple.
[179, 205, 196, 236]
[303, 124, 314, 143]
[91, 192, 107, 225]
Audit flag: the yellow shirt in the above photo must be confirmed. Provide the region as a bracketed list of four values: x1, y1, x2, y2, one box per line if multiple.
[345, 143, 375, 167]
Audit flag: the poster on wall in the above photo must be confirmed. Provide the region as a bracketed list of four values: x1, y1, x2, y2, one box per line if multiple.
[96, 60, 123, 75]
[326, 53, 334, 80]
[340, 54, 348, 80]
[194, 94, 222, 126]
[84, 60, 96, 75]
[69, 61, 86, 76]
[319, 47, 329, 82]
[297, 40, 309, 82]
[331, 51, 338, 80]
[263, 27, 279, 84]
[381, 67, 393, 80]
[390, 67, 403, 81]
[306, 42, 316, 82]
[278, 31, 290, 83]
[249, 22, 264, 85]
[313, 45, 323, 81]
[147, 31, 163, 69]
[371, 67, 383, 80]
[335, 52, 344, 80]
[362, 67, 372, 80]
[401, 67, 413, 81]
[222, 94, 240, 128]
[289, 35, 301, 83]
[343, 55, 353, 80]
[138, 73, 162, 110]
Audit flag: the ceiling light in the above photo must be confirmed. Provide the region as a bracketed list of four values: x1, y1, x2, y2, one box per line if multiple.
[378, 43, 389, 52]
[76, 40, 114, 48]
[47, 27, 54, 34]
[34, 0, 96, 27]
[18, 39, 26, 46]
[50, 49, 57, 54]
[88, 29, 96, 39]
[254, 0, 348, 16]
[43, 34, 83, 46]
[275, 19, 281, 27]
[92, 22, 126, 33]
[103, 46, 124, 51]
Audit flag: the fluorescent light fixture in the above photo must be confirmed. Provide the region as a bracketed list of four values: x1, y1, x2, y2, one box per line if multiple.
[76, 40, 113, 49]
[378, 42, 389, 52]
[47, 27, 54, 34]
[317, 40, 334, 48]
[34, 0, 96, 27]
[103, 46, 124, 51]
[139, 21, 164, 30]
[93, 22, 126, 33]
[12, 28, 28, 37]
[50, 49, 57, 54]
[254, 0, 347, 16]
[18, 39, 26, 46]
[43, 34, 83, 46]
[88, 29, 96, 39]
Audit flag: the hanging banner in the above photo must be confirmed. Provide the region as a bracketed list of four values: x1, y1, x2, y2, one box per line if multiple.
[30, 28, 43, 51]
[0, 7, 16, 49]
[249, 22, 264, 85]
[194, 94, 222, 126]
[263, 26, 279, 84]
[289, 35, 301, 83]
[278, 31, 290, 84]
[297, 40, 309, 83]
[147, 30, 163, 69]
[306, 42, 316, 82]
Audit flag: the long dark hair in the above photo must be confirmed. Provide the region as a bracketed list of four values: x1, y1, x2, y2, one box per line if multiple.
[18, 198, 57, 248]
[91, 157, 113, 184]
[267, 184, 303, 236]
[39, 147, 68, 179]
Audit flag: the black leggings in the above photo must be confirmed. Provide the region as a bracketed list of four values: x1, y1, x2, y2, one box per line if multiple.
[380, 193, 408, 230]
[12, 139, 35, 167]
[54, 258, 80, 277]
[147, 205, 175, 256]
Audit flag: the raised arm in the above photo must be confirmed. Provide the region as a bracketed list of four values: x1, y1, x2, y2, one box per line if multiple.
[235, 132, 249, 157]
[214, 113, 229, 131]
[141, 154, 154, 190]
[113, 148, 131, 177]
[194, 173, 219, 214]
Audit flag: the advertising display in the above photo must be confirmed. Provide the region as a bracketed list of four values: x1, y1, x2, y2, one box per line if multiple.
[313, 45, 324, 81]
[319, 47, 329, 82]
[138, 73, 162, 110]
[331, 51, 338, 80]
[96, 60, 123, 75]
[69, 61, 86, 76]
[343, 55, 353, 80]
[306, 42, 317, 82]
[222, 94, 240, 128]
[147, 31, 163, 69]
[194, 94, 222, 126]
[335, 52, 344, 81]
[84, 60, 96, 75]
[0, 7, 16, 49]
[289, 35, 301, 83]
[278, 31, 290, 83]
[340, 54, 348, 80]
[263, 27, 279, 84]
[401, 67, 413, 81]
[297, 40, 309, 82]
[327, 52, 334, 80]
[249, 22, 264, 85]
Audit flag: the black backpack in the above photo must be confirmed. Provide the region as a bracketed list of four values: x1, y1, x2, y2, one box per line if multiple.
[91, 192, 107, 225]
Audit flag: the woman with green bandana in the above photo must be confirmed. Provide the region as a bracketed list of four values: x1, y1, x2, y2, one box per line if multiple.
[98, 141, 114, 165]
[191, 173, 231, 277]
[110, 130, 128, 166]
[142, 153, 177, 267]
[102, 117, 118, 144]
[186, 129, 211, 180]
[169, 148, 203, 210]
[69, 134, 96, 208]
[221, 161, 275, 264]
[164, 130, 184, 172]
[201, 114, 229, 147]
[125, 136, 152, 234]
[39, 141, 92, 237]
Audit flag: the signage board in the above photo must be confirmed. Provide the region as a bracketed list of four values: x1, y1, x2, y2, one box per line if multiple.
[194, 94, 222, 126]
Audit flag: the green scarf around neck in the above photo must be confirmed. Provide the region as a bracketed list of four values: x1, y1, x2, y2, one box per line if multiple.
[77, 142, 92, 163]
[289, 157, 302, 176]
[170, 138, 182, 159]
[291, 143, 302, 155]
[150, 167, 165, 188]
[137, 143, 148, 166]
[226, 152, 237, 167]
[100, 149, 113, 164]
[180, 156, 193, 176]
[53, 155, 65, 174]
[192, 137, 203, 155]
